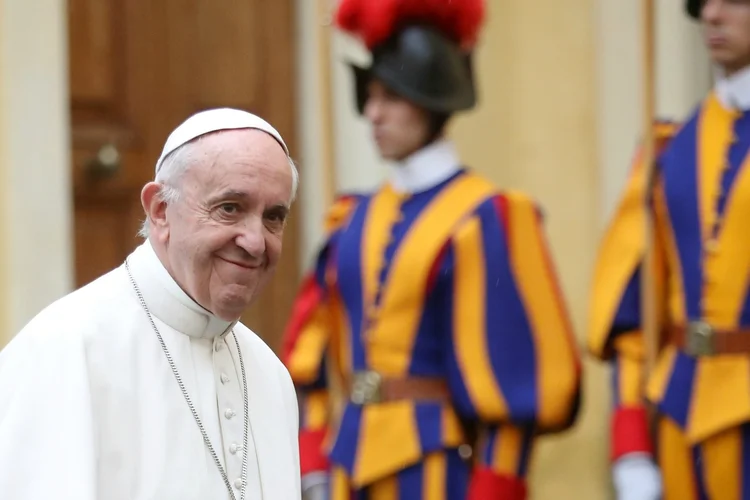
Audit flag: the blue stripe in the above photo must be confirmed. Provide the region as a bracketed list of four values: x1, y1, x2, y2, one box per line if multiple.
[693, 445, 709, 500]
[612, 269, 641, 332]
[478, 197, 538, 422]
[408, 245, 451, 377]
[716, 112, 750, 226]
[387, 449, 469, 499]
[482, 427, 498, 465]
[443, 244, 477, 417]
[742, 423, 750, 500]
[395, 456, 424, 498]
[730, 116, 750, 327]
[445, 450, 470, 499]
[327, 404, 363, 475]
[336, 198, 370, 371]
[415, 403, 443, 453]
[373, 171, 463, 311]
[661, 112, 703, 320]
[658, 352, 697, 428]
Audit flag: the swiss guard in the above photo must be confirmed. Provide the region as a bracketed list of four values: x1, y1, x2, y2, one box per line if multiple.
[284, 0, 583, 498]
[588, 0, 750, 498]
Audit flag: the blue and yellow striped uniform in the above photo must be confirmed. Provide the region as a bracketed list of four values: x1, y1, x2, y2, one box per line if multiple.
[589, 93, 750, 499]
[285, 168, 581, 499]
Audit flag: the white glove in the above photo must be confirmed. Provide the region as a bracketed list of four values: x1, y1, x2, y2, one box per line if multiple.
[301, 471, 329, 500]
[612, 452, 662, 500]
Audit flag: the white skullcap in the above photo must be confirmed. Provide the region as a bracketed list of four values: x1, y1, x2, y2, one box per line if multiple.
[154, 107, 289, 174]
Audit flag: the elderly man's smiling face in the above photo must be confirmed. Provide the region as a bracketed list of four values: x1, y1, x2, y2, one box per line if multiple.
[144, 129, 293, 321]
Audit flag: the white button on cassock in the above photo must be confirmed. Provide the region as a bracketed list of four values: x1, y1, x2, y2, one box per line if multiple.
[234, 478, 243, 489]
[225, 408, 236, 419]
[220, 373, 230, 384]
[229, 443, 241, 454]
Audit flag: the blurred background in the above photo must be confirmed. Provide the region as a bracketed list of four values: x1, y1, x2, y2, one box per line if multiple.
[0, 0, 713, 497]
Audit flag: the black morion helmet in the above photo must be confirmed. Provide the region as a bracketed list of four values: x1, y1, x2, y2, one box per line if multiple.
[348, 24, 477, 115]
[686, 0, 701, 19]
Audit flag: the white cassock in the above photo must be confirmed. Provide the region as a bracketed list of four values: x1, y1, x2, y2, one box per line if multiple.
[0, 240, 301, 500]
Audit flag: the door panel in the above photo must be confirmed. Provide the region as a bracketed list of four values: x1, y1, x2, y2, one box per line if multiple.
[68, 0, 299, 351]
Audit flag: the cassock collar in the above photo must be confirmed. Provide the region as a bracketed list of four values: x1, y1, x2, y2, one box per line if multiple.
[125, 240, 237, 339]
[715, 65, 750, 111]
[386, 138, 461, 194]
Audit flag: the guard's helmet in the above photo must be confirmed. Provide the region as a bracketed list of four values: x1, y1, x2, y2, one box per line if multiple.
[335, 0, 486, 116]
[686, 0, 701, 19]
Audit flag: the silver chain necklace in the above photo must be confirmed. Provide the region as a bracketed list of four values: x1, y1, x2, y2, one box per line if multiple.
[125, 259, 250, 500]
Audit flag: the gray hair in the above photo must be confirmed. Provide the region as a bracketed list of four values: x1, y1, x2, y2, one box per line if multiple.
[138, 132, 299, 238]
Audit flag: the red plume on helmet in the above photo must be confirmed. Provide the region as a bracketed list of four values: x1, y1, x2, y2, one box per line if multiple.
[335, 0, 487, 51]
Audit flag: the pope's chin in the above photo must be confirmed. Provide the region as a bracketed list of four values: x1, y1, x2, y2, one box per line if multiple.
[211, 285, 258, 321]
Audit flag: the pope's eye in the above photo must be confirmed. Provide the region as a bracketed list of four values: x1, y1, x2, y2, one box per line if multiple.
[219, 203, 239, 214]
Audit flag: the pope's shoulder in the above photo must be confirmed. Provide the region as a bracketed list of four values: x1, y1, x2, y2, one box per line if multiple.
[0, 267, 138, 366]
[6, 267, 136, 344]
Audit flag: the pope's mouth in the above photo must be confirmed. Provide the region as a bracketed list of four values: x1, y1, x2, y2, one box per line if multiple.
[216, 256, 260, 270]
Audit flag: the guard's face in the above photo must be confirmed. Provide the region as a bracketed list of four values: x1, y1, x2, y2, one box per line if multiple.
[701, 0, 750, 73]
[364, 80, 431, 161]
[157, 129, 292, 321]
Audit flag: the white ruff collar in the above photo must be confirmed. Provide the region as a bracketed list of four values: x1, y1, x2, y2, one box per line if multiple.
[124, 240, 237, 339]
[715, 64, 750, 111]
[387, 139, 461, 194]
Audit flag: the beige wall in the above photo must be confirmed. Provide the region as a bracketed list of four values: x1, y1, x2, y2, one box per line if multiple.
[1, 0, 710, 496]
[0, 0, 73, 345]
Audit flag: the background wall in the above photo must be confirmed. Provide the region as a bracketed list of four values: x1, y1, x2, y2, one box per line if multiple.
[0, 0, 73, 345]
[0, 0, 711, 496]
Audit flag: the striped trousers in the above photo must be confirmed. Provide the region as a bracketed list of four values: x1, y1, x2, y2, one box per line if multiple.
[329, 449, 470, 500]
[659, 417, 750, 499]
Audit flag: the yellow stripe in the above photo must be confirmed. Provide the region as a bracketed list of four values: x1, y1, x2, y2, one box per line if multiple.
[506, 192, 579, 428]
[286, 308, 329, 384]
[361, 186, 403, 319]
[654, 182, 686, 325]
[490, 425, 523, 475]
[303, 390, 329, 429]
[328, 291, 351, 381]
[701, 142, 750, 328]
[646, 346, 677, 403]
[687, 356, 750, 443]
[588, 122, 678, 359]
[423, 452, 447, 500]
[587, 158, 649, 358]
[369, 474, 399, 500]
[658, 417, 698, 500]
[440, 406, 464, 447]
[613, 335, 644, 406]
[453, 216, 508, 420]
[353, 402, 421, 486]
[701, 426, 742, 500]
[366, 174, 495, 375]
[330, 466, 351, 500]
[697, 94, 736, 243]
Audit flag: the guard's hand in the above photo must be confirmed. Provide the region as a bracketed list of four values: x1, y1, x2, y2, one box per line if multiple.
[301, 472, 329, 500]
[612, 452, 662, 500]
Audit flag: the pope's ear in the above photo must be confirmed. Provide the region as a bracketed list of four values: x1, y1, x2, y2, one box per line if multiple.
[141, 182, 169, 229]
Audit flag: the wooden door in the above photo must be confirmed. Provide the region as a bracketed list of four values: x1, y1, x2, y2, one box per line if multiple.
[67, 0, 299, 352]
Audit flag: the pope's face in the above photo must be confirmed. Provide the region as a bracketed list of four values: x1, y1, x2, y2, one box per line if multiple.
[701, 0, 750, 74]
[157, 129, 292, 321]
